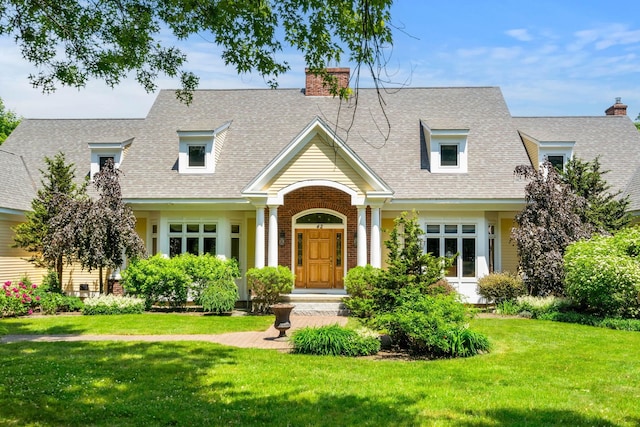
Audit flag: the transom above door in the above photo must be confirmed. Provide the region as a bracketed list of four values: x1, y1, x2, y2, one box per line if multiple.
[293, 211, 345, 289]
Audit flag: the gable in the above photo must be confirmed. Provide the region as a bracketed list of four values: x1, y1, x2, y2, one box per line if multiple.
[267, 134, 372, 196]
[243, 117, 393, 204]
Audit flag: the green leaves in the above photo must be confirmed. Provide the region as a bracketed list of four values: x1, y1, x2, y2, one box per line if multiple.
[1, 0, 393, 100]
[0, 97, 20, 144]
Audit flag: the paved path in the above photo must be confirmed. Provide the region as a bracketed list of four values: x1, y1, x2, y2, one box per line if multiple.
[0, 315, 348, 351]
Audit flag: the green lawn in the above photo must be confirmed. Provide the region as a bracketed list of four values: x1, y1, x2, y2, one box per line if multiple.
[0, 316, 638, 426]
[0, 313, 273, 335]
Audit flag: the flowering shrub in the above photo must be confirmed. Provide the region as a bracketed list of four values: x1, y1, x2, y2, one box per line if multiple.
[496, 295, 573, 317]
[1, 281, 40, 317]
[564, 227, 640, 318]
[82, 295, 145, 315]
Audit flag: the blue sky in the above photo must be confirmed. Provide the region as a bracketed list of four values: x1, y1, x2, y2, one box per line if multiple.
[1, 0, 639, 119]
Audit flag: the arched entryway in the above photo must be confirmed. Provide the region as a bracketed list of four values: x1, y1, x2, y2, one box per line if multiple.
[292, 210, 346, 289]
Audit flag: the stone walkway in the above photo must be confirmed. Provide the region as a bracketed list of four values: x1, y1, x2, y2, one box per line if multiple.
[0, 315, 348, 351]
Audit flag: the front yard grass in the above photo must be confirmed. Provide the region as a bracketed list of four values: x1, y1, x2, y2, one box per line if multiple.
[0, 317, 638, 426]
[0, 313, 274, 335]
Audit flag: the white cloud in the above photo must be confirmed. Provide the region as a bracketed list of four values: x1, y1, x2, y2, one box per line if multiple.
[506, 29, 533, 42]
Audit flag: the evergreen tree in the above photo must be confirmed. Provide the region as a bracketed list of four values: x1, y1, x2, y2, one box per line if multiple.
[375, 211, 452, 312]
[561, 157, 631, 233]
[13, 152, 86, 286]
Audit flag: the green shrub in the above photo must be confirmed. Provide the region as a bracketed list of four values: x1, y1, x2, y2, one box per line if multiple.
[82, 295, 145, 315]
[122, 255, 192, 309]
[173, 254, 240, 303]
[291, 324, 380, 356]
[496, 295, 573, 318]
[376, 293, 488, 358]
[39, 293, 83, 315]
[446, 327, 491, 358]
[174, 253, 240, 313]
[41, 270, 62, 294]
[246, 266, 294, 314]
[477, 272, 526, 304]
[564, 227, 640, 318]
[199, 280, 238, 313]
[426, 278, 457, 296]
[343, 265, 380, 318]
[374, 212, 453, 314]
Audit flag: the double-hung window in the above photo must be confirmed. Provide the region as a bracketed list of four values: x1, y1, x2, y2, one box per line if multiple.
[425, 223, 477, 278]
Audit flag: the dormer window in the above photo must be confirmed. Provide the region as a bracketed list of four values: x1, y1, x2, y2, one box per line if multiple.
[88, 138, 133, 178]
[547, 155, 565, 171]
[178, 121, 231, 174]
[440, 144, 459, 167]
[99, 156, 115, 170]
[519, 131, 574, 172]
[188, 145, 206, 167]
[422, 122, 469, 174]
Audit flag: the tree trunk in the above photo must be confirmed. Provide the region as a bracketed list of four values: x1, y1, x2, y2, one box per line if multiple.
[56, 256, 63, 291]
[99, 266, 103, 294]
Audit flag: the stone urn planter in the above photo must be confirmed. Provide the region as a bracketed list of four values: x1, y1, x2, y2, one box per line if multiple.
[270, 303, 295, 339]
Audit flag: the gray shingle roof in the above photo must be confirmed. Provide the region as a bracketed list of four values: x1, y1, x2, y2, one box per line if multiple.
[2, 87, 639, 212]
[0, 149, 36, 211]
[118, 87, 529, 200]
[512, 116, 640, 197]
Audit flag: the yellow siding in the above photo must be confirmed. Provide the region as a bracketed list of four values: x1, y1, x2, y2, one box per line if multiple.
[0, 218, 100, 291]
[267, 135, 371, 196]
[135, 217, 147, 247]
[522, 136, 539, 169]
[380, 218, 395, 269]
[500, 218, 519, 273]
[246, 217, 256, 270]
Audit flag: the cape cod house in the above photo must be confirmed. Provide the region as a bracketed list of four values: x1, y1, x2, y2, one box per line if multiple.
[1, 69, 639, 304]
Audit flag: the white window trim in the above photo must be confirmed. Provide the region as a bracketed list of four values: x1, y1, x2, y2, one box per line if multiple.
[539, 141, 574, 172]
[88, 139, 132, 178]
[178, 130, 216, 174]
[425, 128, 469, 174]
[177, 122, 231, 175]
[424, 222, 478, 280]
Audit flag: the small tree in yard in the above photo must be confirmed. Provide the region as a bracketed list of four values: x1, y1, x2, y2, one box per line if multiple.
[512, 163, 593, 296]
[561, 157, 631, 234]
[13, 152, 86, 287]
[49, 160, 146, 293]
[374, 211, 452, 313]
[373, 212, 489, 358]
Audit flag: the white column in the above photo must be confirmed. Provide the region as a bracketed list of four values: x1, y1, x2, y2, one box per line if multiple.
[357, 206, 368, 266]
[370, 206, 382, 268]
[268, 205, 279, 267]
[255, 206, 265, 268]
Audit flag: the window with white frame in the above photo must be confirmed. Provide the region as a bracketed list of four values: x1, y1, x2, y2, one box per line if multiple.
[88, 139, 132, 178]
[230, 223, 241, 264]
[424, 127, 469, 173]
[425, 223, 476, 278]
[177, 122, 231, 174]
[178, 131, 215, 174]
[168, 222, 217, 257]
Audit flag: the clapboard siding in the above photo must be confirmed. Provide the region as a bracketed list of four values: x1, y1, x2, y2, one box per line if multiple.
[267, 135, 371, 196]
[500, 218, 519, 273]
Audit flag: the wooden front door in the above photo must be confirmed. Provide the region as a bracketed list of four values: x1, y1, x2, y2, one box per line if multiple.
[295, 228, 344, 289]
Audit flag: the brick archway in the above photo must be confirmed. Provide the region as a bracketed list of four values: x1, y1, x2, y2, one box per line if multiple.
[273, 186, 370, 270]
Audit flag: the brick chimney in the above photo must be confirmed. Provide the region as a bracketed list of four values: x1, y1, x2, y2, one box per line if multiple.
[605, 97, 627, 116]
[305, 68, 350, 96]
